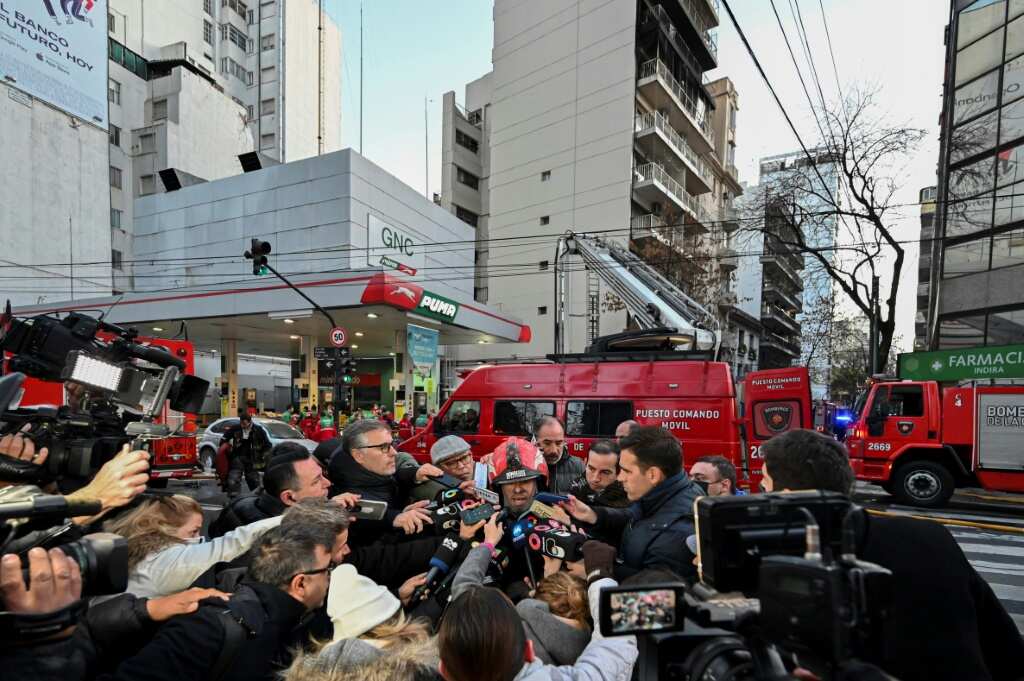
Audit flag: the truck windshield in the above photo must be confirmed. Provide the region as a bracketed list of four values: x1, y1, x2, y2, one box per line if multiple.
[852, 390, 869, 419]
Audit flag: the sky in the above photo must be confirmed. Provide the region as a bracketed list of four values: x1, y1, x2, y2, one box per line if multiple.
[325, 0, 951, 351]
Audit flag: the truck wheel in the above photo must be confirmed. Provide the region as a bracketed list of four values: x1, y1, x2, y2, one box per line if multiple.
[892, 461, 954, 508]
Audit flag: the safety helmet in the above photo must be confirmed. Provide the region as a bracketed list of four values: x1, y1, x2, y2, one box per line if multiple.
[489, 437, 548, 487]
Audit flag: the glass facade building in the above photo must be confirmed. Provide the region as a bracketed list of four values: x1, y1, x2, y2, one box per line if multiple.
[932, 0, 1024, 348]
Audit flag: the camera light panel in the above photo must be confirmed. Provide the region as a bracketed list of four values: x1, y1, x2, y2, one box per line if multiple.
[68, 353, 124, 392]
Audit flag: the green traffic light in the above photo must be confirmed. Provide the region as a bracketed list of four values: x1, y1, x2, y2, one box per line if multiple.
[258, 265, 269, 275]
[342, 375, 353, 384]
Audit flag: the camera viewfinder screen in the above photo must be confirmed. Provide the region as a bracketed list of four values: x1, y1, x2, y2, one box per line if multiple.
[609, 589, 677, 633]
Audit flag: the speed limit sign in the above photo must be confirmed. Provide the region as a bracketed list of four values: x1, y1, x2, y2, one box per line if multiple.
[330, 327, 347, 347]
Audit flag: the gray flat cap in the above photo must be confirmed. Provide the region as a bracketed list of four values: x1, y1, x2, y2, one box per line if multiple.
[430, 435, 472, 465]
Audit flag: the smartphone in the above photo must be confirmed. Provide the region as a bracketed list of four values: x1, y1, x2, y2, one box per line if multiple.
[534, 492, 570, 506]
[472, 487, 500, 505]
[349, 499, 388, 521]
[598, 583, 688, 637]
[428, 472, 464, 489]
[460, 503, 499, 526]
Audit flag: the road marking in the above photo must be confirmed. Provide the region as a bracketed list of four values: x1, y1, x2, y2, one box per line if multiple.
[958, 543, 1024, 557]
[865, 508, 1024, 534]
[951, 531, 1024, 544]
[990, 583, 1024, 603]
[971, 561, 1024, 576]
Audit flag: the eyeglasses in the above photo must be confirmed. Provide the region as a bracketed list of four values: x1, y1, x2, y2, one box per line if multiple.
[293, 561, 336, 580]
[443, 453, 474, 468]
[356, 441, 393, 455]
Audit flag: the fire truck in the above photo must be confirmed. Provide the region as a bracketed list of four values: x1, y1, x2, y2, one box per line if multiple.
[845, 378, 1024, 507]
[400, 234, 812, 491]
[15, 335, 201, 485]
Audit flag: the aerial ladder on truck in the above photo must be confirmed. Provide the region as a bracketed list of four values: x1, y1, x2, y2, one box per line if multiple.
[553, 232, 720, 358]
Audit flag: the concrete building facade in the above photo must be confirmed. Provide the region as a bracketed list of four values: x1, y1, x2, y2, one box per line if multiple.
[439, 0, 741, 362]
[916, 185, 938, 350]
[926, 0, 1024, 350]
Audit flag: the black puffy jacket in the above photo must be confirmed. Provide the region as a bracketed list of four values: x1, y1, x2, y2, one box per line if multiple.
[591, 472, 700, 581]
[327, 447, 419, 546]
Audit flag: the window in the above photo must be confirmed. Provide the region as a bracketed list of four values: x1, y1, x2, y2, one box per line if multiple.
[455, 205, 478, 227]
[947, 194, 993, 236]
[108, 13, 115, 32]
[988, 307, 1024, 344]
[109, 165, 122, 189]
[109, 124, 121, 147]
[111, 249, 123, 271]
[261, 133, 276, 149]
[261, 66, 276, 83]
[537, 306, 547, 315]
[938, 314, 987, 348]
[541, 170, 551, 181]
[260, 1, 275, 18]
[152, 99, 168, 120]
[956, 26, 1004, 87]
[456, 167, 479, 190]
[950, 109, 997, 163]
[943, 237, 991, 278]
[878, 385, 925, 418]
[140, 174, 156, 195]
[991, 226, 1024, 269]
[566, 401, 633, 437]
[261, 34, 275, 51]
[539, 260, 549, 271]
[954, 69, 999, 126]
[204, 20, 213, 44]
[108, 78, 120, 105]
[204, 0, 213, 14]
[437, 401, 480, 434]
[248, 9, 255, 24]
[539, 215, 550, 225]
[261, 98, 275, 115]
[455, 129, 479, 153]
[139, 133, 156, 153]
[110, 208, 122, 229]
[221, 56, 227, 74]
[246, 104, 254, 121]
[226, 24, 247, 50]
[209, 419, 238, 434]
[493, 401, 555, 436]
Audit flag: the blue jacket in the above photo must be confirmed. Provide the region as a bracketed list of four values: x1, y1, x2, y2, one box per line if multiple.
[592, 472, 701, 580]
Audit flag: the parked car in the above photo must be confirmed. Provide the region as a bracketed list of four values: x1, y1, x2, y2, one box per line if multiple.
[196, 417, 319, 472]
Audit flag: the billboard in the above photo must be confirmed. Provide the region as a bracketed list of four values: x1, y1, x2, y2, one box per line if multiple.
[898, 343, 1024, 381]
[0, 0, 108, 128]
[362, 214, 425, 276]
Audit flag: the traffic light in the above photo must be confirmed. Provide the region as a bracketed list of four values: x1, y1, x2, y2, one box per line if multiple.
[341, 357, 357, 384]
[244, 238, 272, 276]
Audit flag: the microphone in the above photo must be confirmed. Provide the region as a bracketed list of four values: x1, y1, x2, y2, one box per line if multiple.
[412, 534, 464, 602]
[0, 494, 102, 520]
[430, 502, 463, 534]
[434, 487, 468, 506]
[527, 527, 586, 562]
[510, 512, 541, 549]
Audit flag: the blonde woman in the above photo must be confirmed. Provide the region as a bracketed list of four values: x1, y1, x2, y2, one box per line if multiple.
[103, 494, 281, 599]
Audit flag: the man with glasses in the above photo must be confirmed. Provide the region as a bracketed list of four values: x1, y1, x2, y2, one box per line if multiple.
[688, 455, 739, 497]
[534, 416, 584, 495]
[328, 419, 446, 546]
[112, 525, 334, 681]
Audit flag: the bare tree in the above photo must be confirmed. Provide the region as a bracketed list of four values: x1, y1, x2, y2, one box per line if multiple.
[742, 85, 927, 365]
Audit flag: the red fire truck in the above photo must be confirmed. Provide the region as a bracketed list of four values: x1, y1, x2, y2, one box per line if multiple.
[399, 361, 811, 492]
[845, 379, 1024, 507]
[15, 335, 201, 485]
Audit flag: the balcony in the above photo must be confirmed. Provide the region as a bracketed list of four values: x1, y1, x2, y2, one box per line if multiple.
[677, 0, 719, 67]
[762, 304, 801, 336]
[763, 281, 802, 313]
[632, 161, 711, 230]
[726, 162, 739, 181]
[637, 59, 714, 154]
[630, 213, 668, 244]
[719, 204, 740, 231]
[640, 3, 711, 79]
[761, 253, 802, 288]
[761, 331, 801, 358]
[634, 112, 712, 195]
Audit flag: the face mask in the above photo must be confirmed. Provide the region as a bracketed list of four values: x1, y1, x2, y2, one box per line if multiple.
[692, 479, 710, 495]
[184, 536, 207, 545]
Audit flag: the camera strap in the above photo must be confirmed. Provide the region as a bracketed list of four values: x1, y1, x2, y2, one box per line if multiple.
[0, 598, 86, 645]
[0, 454, 47, 485]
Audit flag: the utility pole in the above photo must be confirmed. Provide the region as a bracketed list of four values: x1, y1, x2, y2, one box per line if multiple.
[424, 95, 429, 199]
[869, 275, 880, 375]
[359, 1, 363, 155]
[317, 0, 324, 155]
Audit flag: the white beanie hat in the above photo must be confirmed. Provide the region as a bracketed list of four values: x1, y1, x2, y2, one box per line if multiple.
[327, 564, 402, 642]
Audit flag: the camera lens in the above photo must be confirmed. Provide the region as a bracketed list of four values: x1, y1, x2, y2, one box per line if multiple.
[56, 532, 129, 597]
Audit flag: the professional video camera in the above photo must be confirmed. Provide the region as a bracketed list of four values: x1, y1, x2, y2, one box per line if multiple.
[0, 313, 208, 487]
[599, 492, 892, 681]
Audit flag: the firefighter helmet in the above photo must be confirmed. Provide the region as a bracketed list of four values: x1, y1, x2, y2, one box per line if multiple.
[489, 437, 548, 487]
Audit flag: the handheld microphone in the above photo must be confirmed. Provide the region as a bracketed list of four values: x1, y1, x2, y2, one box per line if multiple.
[527, 527, 586, 562]
[412, 534, 464, 602]
[510, 512, 541, 549]
[430, 503, 463, 534]
[435, 487, 468, 506]
[0, 494, 102, 521]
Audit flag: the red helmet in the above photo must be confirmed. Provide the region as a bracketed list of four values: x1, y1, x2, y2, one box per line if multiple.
[489, 437, 548, 487]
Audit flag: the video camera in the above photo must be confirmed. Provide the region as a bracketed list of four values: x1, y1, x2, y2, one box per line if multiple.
[0, 312, 208, 487]
[600, 492, 892, 681]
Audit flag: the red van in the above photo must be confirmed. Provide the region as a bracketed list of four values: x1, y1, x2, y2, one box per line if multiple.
[398, 360, 811, 491]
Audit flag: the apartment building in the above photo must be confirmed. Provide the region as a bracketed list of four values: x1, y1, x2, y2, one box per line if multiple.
[916, 185, 938, 350]
[439, 0, 741, 361]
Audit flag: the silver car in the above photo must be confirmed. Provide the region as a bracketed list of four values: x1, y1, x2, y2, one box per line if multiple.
[196, 416, 319, 471]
